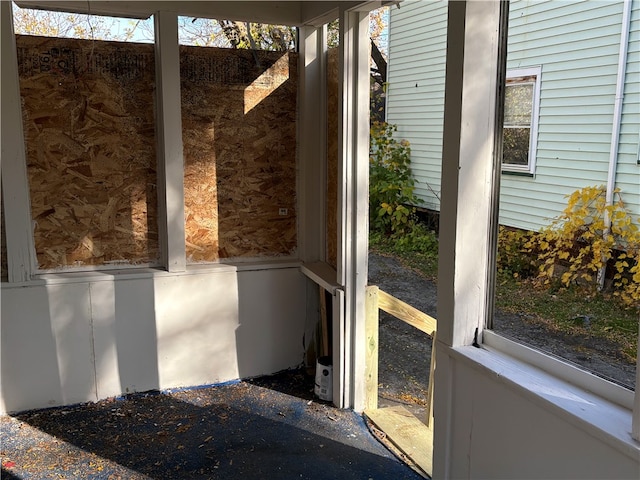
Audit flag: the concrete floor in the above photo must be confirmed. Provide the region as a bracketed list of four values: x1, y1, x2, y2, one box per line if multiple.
[0, 370, 424, 480]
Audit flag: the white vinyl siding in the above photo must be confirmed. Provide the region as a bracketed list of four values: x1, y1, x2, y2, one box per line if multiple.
[501, 0, 638, 231]
[387, 0, 640, 232]
[386, 0, 447, 211]
[617, 2, 640, 216]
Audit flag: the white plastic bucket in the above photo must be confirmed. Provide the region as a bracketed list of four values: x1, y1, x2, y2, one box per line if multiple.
[314, 356, 333, 401]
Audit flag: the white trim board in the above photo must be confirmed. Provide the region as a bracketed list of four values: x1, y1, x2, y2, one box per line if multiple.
[445, 343, 639, 463]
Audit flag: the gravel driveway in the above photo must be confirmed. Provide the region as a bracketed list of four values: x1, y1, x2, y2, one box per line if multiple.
[367, 251, 637, 418]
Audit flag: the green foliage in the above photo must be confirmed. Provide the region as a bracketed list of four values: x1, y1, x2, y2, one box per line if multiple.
[523, 186, 640, 308]
[497, 226, 537, 279]
[369, 122, 422, 236]
[369, 222, 439, 279]
[393, 222, 438, 254]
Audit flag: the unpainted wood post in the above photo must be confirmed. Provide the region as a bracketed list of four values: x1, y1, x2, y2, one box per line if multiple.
[426, 331, 436, 428]
[365, 285, 379, 411]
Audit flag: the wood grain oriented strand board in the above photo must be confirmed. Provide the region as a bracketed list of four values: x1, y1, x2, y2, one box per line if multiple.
[17, 35, 159, 270]
[16, 36, 299, 269]
[181, 46, 298, 262]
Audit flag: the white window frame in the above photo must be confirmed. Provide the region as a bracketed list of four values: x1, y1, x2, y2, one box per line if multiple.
[491, 57, 635, 412]
[435, 2, 640, 464]
[502, 66, 541, 175]
[495, 60, 640, 446]
[5, 5, 175, 276]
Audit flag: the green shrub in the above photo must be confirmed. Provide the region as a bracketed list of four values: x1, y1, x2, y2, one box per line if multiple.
[369, 122, 422, 236]
[369, 221, 439, 279]
[497, 226, 537, 279]
[394, 222, 438, 254]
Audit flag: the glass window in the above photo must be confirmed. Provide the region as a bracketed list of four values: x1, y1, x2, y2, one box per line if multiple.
[502, 70, 540, 174]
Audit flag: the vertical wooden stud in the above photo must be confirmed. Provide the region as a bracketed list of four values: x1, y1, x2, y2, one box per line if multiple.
[426, 331, 436, 427]
[365, 285, 379, 411]
[299, 25, 327, 263]
[1, 1, 37, 282]
[338, 6, 370, 412]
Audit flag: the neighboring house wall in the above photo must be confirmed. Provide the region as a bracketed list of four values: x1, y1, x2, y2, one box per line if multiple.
[620, 1, 640, 209]
[386, 0, 447, 212]
[387, 0, 640, 232]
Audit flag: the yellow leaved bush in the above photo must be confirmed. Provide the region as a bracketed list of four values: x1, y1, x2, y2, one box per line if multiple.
[524, 186, 639, 308]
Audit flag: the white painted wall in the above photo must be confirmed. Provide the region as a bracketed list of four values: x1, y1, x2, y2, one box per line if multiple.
[436, 346, 639, 479]
[0, 265, 306, 413]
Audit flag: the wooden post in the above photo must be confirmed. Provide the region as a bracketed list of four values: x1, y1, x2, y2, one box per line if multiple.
[299, 25, 327, 263]
[1, 1, 37, 281]
[426, 331, 436, 428]
[365, 285, 379, 411]
[154, 11, 186, 272]
[338, 5, 371, 412]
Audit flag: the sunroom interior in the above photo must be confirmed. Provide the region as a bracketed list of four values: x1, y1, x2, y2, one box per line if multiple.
[2, 0, 373, 420]
[1, 1, 638, 479]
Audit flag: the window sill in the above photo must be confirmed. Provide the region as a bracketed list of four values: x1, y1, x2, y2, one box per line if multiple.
[1, 258, 302, 287]
[447, 341, 640, 462]
[300, 261, 341, 294]
[483, 330, 634, 408]
[501, 169, 534, 177]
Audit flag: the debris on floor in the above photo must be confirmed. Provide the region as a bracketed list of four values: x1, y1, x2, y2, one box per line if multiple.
[1, 371, 424, 480]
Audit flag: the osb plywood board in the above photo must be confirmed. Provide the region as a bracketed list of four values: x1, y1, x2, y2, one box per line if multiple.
[17, 35, 159, 270]
[326, 47, 339, 269]
[181, 46, 297, 262]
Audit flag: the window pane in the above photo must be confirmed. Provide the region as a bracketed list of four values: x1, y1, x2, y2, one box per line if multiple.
[178, 17, 297, 51]
[502, 127, 530, 166]
[494, 1, 637, 392]
[12, 4, 154, 43]
[504, 83, 533, 126]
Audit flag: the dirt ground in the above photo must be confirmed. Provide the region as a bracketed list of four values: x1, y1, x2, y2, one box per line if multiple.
[368, 252, 637, 414]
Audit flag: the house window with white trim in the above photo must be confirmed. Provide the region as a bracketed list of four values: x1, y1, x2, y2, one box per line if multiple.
[502, 67, 541, 174]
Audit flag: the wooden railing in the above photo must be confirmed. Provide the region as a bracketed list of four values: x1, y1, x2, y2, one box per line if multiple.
[365, 285, 437, 426]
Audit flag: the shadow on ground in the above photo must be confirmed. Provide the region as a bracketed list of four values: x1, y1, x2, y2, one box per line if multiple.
[1, 377, 423, 480]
